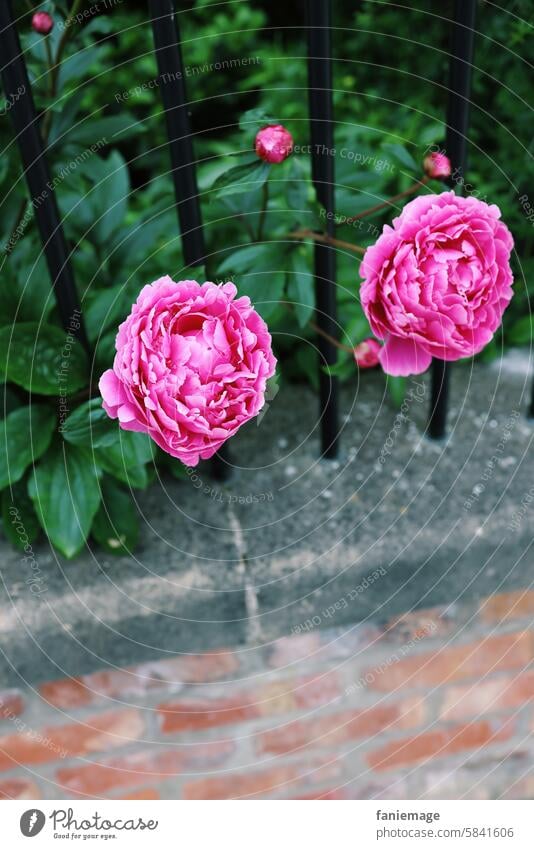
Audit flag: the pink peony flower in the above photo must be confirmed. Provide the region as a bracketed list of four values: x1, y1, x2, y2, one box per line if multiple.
[423, 151, 452, 180]
[255, 124, 293, 164]
[360, 191, 514, 377]
[32, 11, 54, 34]
[99, 278, 276, 466]
[353, 338, 381, 369]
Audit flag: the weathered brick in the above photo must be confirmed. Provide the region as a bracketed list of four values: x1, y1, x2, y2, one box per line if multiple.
[184, 757, 342, 800]
[0, 690, 24, 721]
[385, 607, 455, 642]
[441, 672, 534, 720]
[0, 778, 41, 799]
[364, 632, 534, 692]
[0, 709, 144, 772]
[39, 651, 239, 709]
[117, 788, 161, 800]
[367, 719, 515, 771]
[57, 741, 234, 796]
[159, 672, 339, 734]
[293, 787, 349, 799]
[480, 591, 534, 623]
[257, 697, 424, 755]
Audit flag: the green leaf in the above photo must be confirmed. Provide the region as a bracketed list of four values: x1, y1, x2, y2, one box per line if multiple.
[0, 323, 88, 395]
[239, 108, 275, 134]
[288, 249, 314, 327]
[48, 90, 85, 146]
[218, 243, 271, 275]
[382, 143, 419, 173]
[237, 271, 285, 320]
[57, 45, 105, 89]
[0, 405, 56, 490]
[28, 442, 102, 558]
[0, 237, 55, 323]
[387, 376, 407, 407]
[85, 285, 127, 344]
[91, 152, 130, 244]
[211, 159, 270, 198]
[92, 477, 139, 554]
[62, 398, 119, 449]
[94, 430, 155, 489]
[508, 314, 533, 345]
[323, 348, 355, 381]
[62, 115, 140, 150]
[2, 479, 41, 550]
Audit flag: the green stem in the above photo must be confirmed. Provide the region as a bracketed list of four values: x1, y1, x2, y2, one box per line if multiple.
[5, 0, 84, 256]
[341, 176, 430, 225]
[257, 181, 269, 241]
[288, 228, 366, 256]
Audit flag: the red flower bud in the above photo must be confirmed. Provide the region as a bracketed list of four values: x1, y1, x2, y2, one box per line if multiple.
[255, 124, 293, 164]
[353, 338, 381, 369]
[423, 151, 452, 180]
[32, 11, 54, 34]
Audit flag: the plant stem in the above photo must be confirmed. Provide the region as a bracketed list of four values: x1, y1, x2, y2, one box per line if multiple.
[309, 319, 353, 353]
[257, 180, 269, 241]
[4, 0, 84, 255]
[342, 176, 430, 225]
[287, 228, 365, 255]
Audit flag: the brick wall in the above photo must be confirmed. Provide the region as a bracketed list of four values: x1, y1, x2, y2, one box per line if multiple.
[1, 590, 533, 800]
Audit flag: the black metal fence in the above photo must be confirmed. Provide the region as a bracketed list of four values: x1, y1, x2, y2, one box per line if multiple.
[1, 0, 496, 474]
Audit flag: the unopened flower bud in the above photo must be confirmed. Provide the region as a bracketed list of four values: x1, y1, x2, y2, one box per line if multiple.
[32, 11, 54, 35]
[423, 151, 451, 180]
[255, 124, 293, 164]
[353, 338, 381, 369]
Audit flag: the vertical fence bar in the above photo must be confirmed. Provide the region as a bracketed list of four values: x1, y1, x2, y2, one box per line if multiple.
[0, 0, 88, 349]
[306, 0, 339, 459]
[148, 0, 205, 269]
[149, 0, 230, 479]
[428, 0, 476, 439]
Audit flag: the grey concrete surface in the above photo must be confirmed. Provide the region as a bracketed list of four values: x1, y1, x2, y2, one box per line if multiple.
[0, 349, 533, 686]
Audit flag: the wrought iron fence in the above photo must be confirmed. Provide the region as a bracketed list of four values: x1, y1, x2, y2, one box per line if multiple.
[1, 0, 497, 477]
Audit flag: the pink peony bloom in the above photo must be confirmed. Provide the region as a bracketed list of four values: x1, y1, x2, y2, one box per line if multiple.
[423, 151, 452, 180]
[99, 278, 276, 466]
[360, 191, 514, 377]
[255, 124, 293, 164]
[353, 338, 381, 369]
[32, 11, 54, 34]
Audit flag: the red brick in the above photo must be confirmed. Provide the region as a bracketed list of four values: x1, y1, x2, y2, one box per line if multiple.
[267, 634, 322, 668]
[480, 591, 534, 623]
[267, 626, 381, 669]
[385, 607, 455, 641]
[294, 788, 349, 799]
[159, 672, 339, 734]
[257, 697, 424, 755]
[365, 632, 534, 692]
[57, 741, 234, 796]
[184, 757, 342, 800]
[0, 709, 144, 772]
[367, 719, 515, 771]
[0, 690, 24, 721]
[39, 651, 239, 709]
[118, 788, 161, 800]
[441, 672, 534, 720]
[0, 778, 41, 799]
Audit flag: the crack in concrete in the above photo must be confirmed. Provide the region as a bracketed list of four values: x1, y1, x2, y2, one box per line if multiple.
[227, 504, 261, 644]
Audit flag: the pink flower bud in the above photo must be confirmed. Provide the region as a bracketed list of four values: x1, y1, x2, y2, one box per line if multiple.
[423, 151, 451, 180]
[32, 11, 54, 34]
[353, 338, 381, 369]
[255, 124, 293, 164]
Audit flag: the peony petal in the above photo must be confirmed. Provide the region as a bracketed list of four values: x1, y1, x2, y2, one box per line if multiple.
[378, 335, 432, 376]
